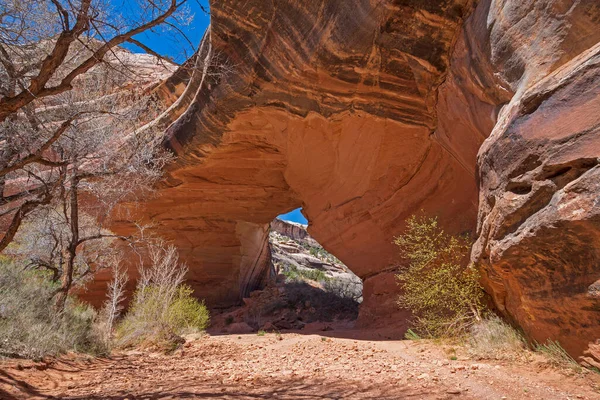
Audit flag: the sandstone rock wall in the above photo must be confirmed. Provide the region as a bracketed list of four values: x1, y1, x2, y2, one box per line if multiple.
[469, 1, 600, 357]
[107, 0, 600, 358]
[440, 0, 600, 358]
[117, 0, 480, 321]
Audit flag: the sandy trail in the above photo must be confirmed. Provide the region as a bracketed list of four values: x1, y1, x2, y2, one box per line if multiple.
[1, 332, 599, 399]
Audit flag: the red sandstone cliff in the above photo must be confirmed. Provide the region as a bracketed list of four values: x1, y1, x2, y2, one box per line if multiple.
[104, 0, 600, 360]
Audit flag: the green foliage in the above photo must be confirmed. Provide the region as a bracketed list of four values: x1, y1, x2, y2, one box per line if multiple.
[257, 330, 266, 336]
[116, 284, 209, 349]
[395, 215, 484, 338]
[308, 245, 341, 264]
[168, 285, 210, 333]
[281, 264, 330, 283]
[0, 258, 106, 359]
[404, 329, 421, 341]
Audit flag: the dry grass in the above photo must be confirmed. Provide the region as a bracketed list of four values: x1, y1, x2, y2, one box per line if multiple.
[0, 258, 106, 359]
[535, 340, 585, 375]
[467, 316, 528, 361]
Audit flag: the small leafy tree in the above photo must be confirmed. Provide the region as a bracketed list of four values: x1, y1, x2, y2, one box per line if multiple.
[395, 215, 483, 338]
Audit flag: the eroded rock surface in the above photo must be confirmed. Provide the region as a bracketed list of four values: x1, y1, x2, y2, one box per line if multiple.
[113, 0, 479, 327]
[472, 44, 600, 358]
[461, 1, 600, 359]
[106, 0, 600, 358]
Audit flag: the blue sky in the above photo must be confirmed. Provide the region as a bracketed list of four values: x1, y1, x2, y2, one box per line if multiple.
[117, 0, 211, 64]
[279, 208, 308, 225]
[118, 1, 305, 225]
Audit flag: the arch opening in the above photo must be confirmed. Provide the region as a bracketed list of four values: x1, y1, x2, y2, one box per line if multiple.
[213, 213, 364, 333]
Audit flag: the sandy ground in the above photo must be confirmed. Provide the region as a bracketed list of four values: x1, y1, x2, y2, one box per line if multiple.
[1, 331, 599, 399]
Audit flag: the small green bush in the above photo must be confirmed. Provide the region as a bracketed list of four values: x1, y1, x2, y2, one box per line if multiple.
[115, 245, 209, 350]
[168, 285, 210, 334]
[395, 215, 484, 338]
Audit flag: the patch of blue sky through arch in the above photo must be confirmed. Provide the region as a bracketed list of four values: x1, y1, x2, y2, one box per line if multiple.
[278, 208, 308, 225]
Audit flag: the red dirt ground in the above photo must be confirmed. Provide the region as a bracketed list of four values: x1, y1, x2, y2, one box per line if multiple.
[1, 331, 599, 399]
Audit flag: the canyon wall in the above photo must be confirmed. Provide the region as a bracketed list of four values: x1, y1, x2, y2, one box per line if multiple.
[108, 0, 599, 358]
[115, 0, 480, 326]
[468, 1, 600, 359]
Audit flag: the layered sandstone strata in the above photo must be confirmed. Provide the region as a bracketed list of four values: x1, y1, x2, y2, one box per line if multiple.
[115, 0, 479, 321]
[106, 0, 599, 358]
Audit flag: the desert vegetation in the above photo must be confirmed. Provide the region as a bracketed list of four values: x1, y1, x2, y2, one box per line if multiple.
[0, 0, 213, 359]
[115, 243, 209, 350]
[0, 256, 105, 359]
[395, 214, 598, 374]
[395, 215, 484, 338]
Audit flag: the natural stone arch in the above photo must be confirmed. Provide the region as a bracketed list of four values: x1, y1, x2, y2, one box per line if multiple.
[87, 0, 600, 362]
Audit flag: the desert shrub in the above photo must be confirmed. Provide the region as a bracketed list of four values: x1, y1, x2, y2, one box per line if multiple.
[284, 282, 359, 322]
[167, 285, 210, 333]
[0, 258, 105, 359]
[115, 245, 209, 350]
[282, 264, 329, 283]
[468, 316, 527, 360]
[395, 215, 484, 338]
[322, 278, 363, 302]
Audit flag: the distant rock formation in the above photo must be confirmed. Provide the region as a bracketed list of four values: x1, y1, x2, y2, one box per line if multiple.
[270, 218, 363, 304]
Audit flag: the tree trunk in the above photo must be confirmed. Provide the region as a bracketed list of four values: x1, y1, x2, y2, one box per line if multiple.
[54, 172, 79, 312]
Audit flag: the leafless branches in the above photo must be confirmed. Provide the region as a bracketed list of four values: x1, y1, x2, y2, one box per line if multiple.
[0, 0, 188, 121]
[101, 260, 129, 346]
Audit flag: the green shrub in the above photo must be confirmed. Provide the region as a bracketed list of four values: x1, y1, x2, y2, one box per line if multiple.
[0, 258, 105, 359]
[168, 285, 210, 334]
[116, 284, 209, 349]
[115, 244, 209, 350]
[395, 215, 484, 338]
[281, 264, 329, 283]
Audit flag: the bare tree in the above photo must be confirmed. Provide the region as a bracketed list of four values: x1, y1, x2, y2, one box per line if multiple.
[0, 0, 192, 257]
[6, 76, 173, 310]
[0, 0, 208, 311]
[0, 0, 188, 121]
[101, 259, 129, 346]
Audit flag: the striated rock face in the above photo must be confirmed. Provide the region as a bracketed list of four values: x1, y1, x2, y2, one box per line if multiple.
[106, 0, 600, 358]
[270, 218, 311, 243]
[463, 1, 600, 358]
[115, 0, 480, 322]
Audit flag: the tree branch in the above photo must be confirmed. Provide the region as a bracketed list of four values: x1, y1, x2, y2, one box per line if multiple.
[0, 0, 183, 122]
